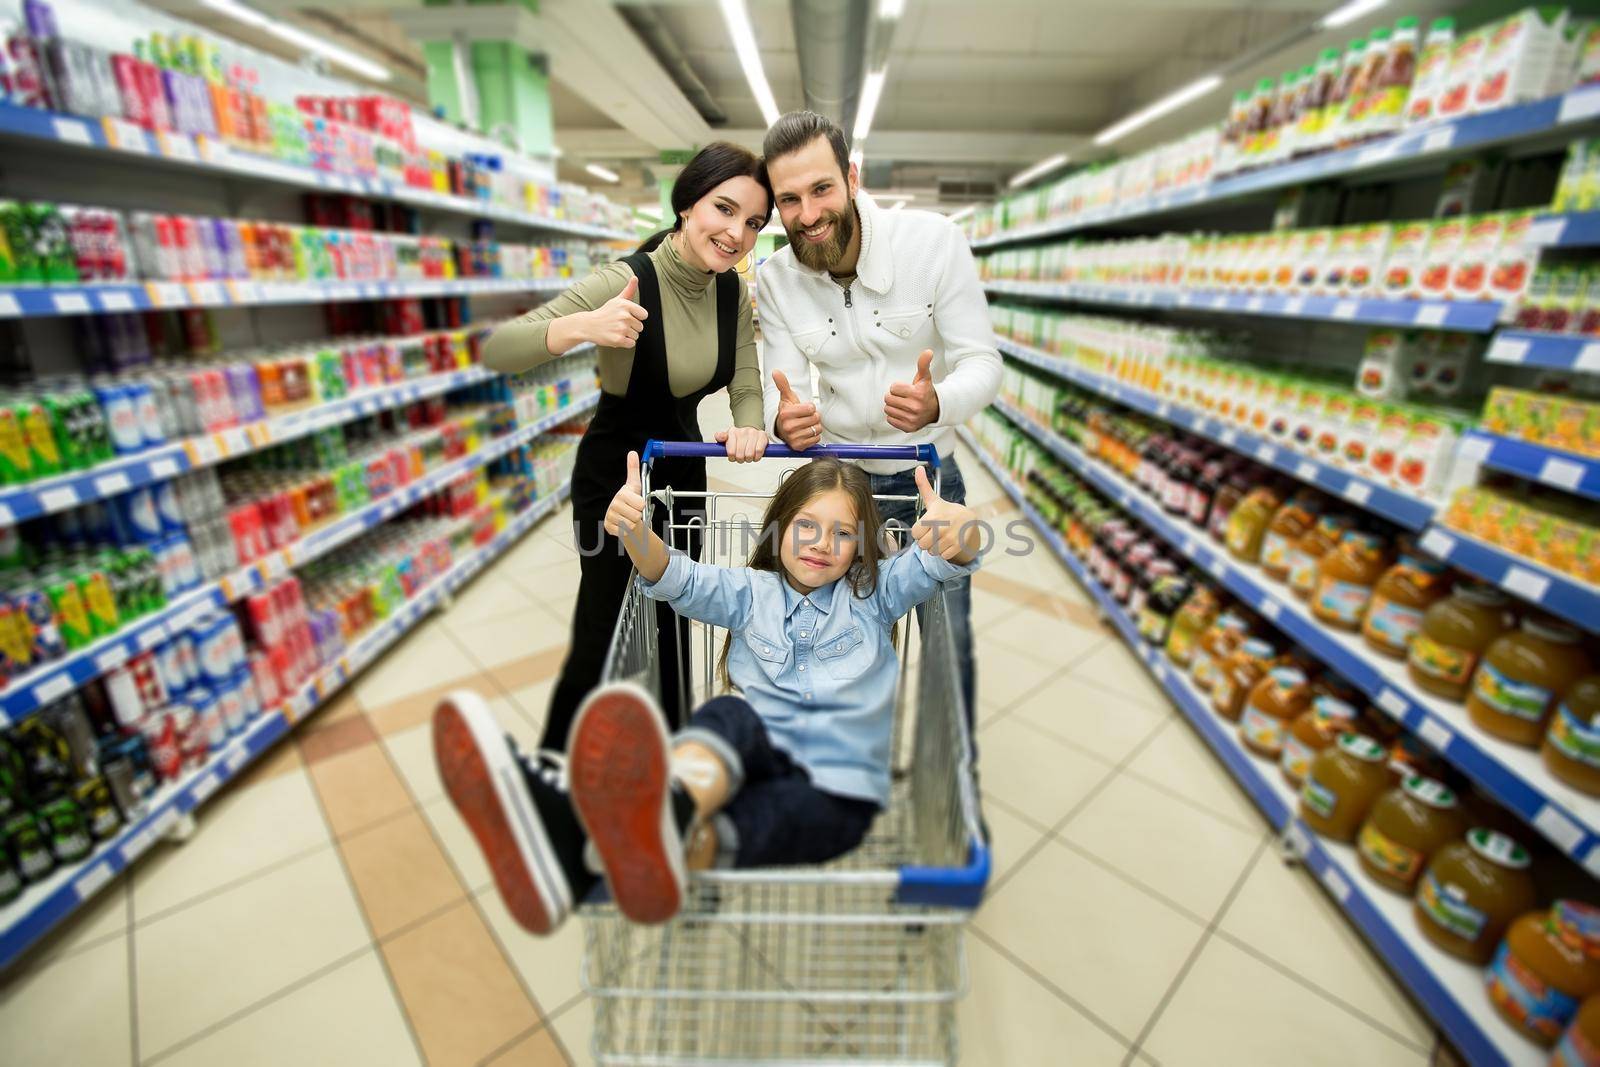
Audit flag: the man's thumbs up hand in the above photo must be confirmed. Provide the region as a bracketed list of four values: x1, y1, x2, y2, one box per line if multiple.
[884, 349, 940, 433]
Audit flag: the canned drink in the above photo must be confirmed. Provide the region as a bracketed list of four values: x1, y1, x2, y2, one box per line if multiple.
[216, 676, 247, 735]
[44, 569, 93, 650]
[249, 649, 280, 709]
[110, 486, 163, 544]
[154, 634, 188, 698]
[188, 686, 227, 751]
[141, 712, 182, 782]
[17, 586, 65, 663]
[76, 561, 119, 637]
[126, 379, 164, 447]
[235, 669, 262, 722]
[174, 629, 200, 688]
[92, 381, 141, 455]
[152, 536, 182, 597]
[104, 663, 147, 731]
[194, 215, 223, 279]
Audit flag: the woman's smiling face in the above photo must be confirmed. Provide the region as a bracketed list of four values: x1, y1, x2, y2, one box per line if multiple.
[679, 175, 768, 271]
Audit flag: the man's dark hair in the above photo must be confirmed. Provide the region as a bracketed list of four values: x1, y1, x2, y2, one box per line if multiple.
[762, 110, 850, 179]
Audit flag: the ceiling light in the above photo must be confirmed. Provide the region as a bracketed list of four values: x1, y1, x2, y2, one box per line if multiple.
[876, 193, 916, 202]
[889, 201, 904, 211]
[552, 146, 564, 159]
[878, 0, 907, 18]
[849, 146, 864, 168]
[853, 67, 888, 142]
[1093, 73, 1222, 146]
[1008, 152, 1070, 189]
[200, 0, 390, 81]
[719, 0, 780, 126]
[585, 163, 620, 183]
[1319, 0, 1388, 29]
[635, 205, 662, 221]
[947, 205, 976, 222]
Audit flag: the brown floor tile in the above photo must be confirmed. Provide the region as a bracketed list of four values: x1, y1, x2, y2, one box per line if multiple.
[230, 727, 305, 789]
[485, 1025, 570, 1065]
[973, 569, 1047, 609]
[379, 899, 544, 1067]
[1024, 588, 1103, 632]
[297, 713, 380, 766]
[488, 643, 570, 694]
[306, 743, 416, 838]
[300, 690, 365, 733]
[339, 809, 467, 939]
[364, 671, 498, 738]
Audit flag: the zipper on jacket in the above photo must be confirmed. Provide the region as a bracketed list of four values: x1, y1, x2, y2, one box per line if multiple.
[843, 286, 852, 308]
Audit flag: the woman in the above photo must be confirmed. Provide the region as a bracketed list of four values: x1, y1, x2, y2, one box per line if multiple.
[481, 141, 772, 752]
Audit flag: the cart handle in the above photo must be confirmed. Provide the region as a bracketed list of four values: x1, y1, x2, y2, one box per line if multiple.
[641, 440, 940, 467]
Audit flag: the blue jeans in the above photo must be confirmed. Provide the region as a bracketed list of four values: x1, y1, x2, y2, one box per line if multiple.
[868, 456, 977, 725]
[680, 696, 879, 869]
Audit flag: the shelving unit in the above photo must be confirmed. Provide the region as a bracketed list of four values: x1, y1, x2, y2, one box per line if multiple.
[0, 476, 574, 972]
[1415, 525, 1600, 638]
[1485, 331, 1600, 372]
[981, 396, 1600, 875]
[0, 102, 634, 243]
[0, 391, 598, 728]
[962, 431, 1547, 1067]
[996, 338, 1439, 531]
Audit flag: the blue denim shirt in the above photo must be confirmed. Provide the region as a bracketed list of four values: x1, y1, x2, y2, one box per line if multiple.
[639, 545, 979, 805]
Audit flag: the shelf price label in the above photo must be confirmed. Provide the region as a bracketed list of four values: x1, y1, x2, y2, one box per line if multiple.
[1537, 455, 1586, 492]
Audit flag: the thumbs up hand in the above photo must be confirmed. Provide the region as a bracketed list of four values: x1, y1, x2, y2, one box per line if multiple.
[586, 274, 649, 349]
[772, 369, 822, 451]
[910, 464, 981, 562]
[604, 451, 648, 540]
[884, 350, 940, 433]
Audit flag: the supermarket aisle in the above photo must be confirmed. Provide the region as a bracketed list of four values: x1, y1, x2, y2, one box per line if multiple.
[0, 398, 1451, 1067]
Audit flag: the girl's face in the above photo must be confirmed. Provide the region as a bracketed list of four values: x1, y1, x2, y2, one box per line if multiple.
[779, 488, 860, 592]
[678, 175, 768, 273]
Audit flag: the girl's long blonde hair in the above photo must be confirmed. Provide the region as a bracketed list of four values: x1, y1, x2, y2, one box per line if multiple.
[716, 458, 892, 689]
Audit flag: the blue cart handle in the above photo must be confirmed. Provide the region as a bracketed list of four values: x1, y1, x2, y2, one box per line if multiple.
[641, 440, 940, 467]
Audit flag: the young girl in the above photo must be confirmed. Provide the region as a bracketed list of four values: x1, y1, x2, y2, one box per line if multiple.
[433, 453, 982, 934]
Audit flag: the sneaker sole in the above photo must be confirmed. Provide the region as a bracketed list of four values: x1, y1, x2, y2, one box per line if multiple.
[568, 684, 685, 925]
[433, 691, 567, 935]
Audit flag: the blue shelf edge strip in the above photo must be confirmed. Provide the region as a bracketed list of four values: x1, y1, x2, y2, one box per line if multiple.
[1486, 331, 1600, 372]
[985, 281, 1504, 332]
[1416, 525, 1600, 641]
[996, 339, 1440, 531]
[980, 400, 1600, 873]
[970, 84, 1600, 251]
[960, 431, 1529, 1067]
[0, 102, 633, 243]
[1462, 430, 1600, 503]
[0, 391, 600, 727]
[0, 476, 573, 973]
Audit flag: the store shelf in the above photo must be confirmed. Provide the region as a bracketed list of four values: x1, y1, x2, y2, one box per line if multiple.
[997, 338, 1439, 531]
[984, 398, 1600, 874]
[971, 83, 1600, 250]
[1458, 431, 1600, 502]
[1415, 525, 1600, 638]
[0, 102, 634, 242]
[1485, 330, 1600, 373]
[984, 280, 1503, 332]
[0, 275, 570, 319]
[0, 391, 599, 727]
[962, 431, 1548, 1067]
[0, 476, 573, 974]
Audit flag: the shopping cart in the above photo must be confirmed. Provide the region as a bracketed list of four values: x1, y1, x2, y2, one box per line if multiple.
[581, 441, 990, 1066]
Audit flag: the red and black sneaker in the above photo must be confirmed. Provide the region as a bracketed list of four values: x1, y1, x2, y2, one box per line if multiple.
[568, 683, 697, 925]
[433, 690, 595, 936]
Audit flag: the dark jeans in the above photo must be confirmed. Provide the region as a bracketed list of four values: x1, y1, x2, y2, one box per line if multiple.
[679, 696, 878, 869]
[868, 456, 976, 726]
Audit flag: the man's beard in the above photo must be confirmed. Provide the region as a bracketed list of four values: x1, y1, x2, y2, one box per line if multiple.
[788, 206, 855, 272]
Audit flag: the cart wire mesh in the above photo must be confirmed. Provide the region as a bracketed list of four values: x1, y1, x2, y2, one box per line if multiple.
[582, 443, 989, 1066]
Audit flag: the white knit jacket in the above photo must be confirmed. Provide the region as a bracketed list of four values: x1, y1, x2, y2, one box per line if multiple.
[757, 191, 1001, 474]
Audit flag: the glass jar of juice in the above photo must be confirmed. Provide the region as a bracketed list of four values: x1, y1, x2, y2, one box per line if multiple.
[1282, 695, 1359, 787]
[1192, 610, 1251, 693]
[1301, 732, 1389, 842]
[1206, 472, 1251, 545]
[1288, 513, 1353, 600]
[1311, 530, 1394, 631]
[1356, 775, 1467, 894]
[1415, 829, 1538, 965]
[1260, 490, 1321, 583]
[1225, 484, 1284, 564]
[1240, 665, 1313, 759]
[1544, 676, 1600, 798]
[1554, 995, 1600, 1066]
[1467, 618, 1592, 748]
[1166, 586, 1221, 667]
[1408, 583, 1516, 702]
[1485, 901, 1600, 1048]
[1212, 637, 1277, 722]
[1362, 545, 1452, 659]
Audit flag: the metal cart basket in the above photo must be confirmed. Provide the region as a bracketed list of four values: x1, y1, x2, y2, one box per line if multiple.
[580, 440, 990, 1066]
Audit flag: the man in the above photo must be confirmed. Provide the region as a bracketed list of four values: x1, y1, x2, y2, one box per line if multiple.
[758, 109, 1000, 719]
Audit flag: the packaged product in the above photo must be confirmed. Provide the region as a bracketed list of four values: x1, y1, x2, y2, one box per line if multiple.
[1552, 996, 1600, 1066]
[1316, 392, 1353, 466]
[1394, 413, 1461, 499]
[1578, 24, 1600, 86]
[1297, 49, 1341, 153]
[1407, 17, 1459, 126]
[1419, 218, 1465, 299]
[1340, 398, 1384, 473]
[1366, 405, 1415, 486]
[1546, 19, 1592, 98]
[1357, 330, 1410, 400]
[1240, 666, 1313, 759]
[1273, 231, 1305, 292]
[1383, 221, 1431, 299]
[1315, 529, 1395, 631]
[1301, 732, 1389, 841]
[1357, 776, 1468, 894]
[1213, 637, 1278, 722]
[1553, 140, 1600, 213]
[1340, 28, 1391, 144]
[1486, 901, 1600, 1048]
[1489, 212, 1538, 304]
[1543, 675, 1600, 797]
[1452, 214, 1506, 301]
[1362, 545, 1452, 657]
[1467, 618, 1592, 748]
[1438, 28, 1490, 119]
[1296, 228, 1334, 294]
[1347, 223, 1392, 296]
[1415, 829, 1538, 964]
[1289, 383, 1327, 454]
[1475, 9, 1570, 114]
[1324, 227, 1362, 293]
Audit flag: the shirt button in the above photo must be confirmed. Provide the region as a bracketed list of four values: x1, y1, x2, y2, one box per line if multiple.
[800, 631, 808, 638]
[836, 642, 845, 650]
[798, 664, 807, 671]
[805, 693, 813, 700]
[762, 647, 771, 655]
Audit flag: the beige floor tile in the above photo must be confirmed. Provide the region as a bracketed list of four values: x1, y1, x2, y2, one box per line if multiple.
[1141, 936, 1431, 1067]
[980, 798, 1049, 884]
[423, 794, 491, 893]
[448, 615, 567, 670]
[549, 998, 595, 1066]
[1009, 673, 1167, 765]
[297, 690, 364, 735]
[384, 721, 444, 804]
[969, 583, 1037, 633]
[353, 618, 480, 712]
[974, 642, 1066, 714]
[33, 877, 126, 964]
[134, 768, 332, 919]
[1122, 718, 1268, 834]
[305, 743, 415, 839]
[971, 715, 1117, 827]
[505, 531, 577, 569]
[483, 1024, 571, 1065]
[508, 678, 557, 739]
[1057, 773, 1265, 918]
[136, 848, 370, 1058]
[982, 598, 1105, 668]
[1065, 638, 1176, 712]
[974, 838, 1205, 1041]
[379, 897, 544, 1067]
[154, 950, 422, 1067]
[1215, 848, 1435, 1048]
[959, 934, 1131, 1067]
[447, 572, 543, 628]
[0, 935, 130, 1066]
[476, 884, 589, 1017]
[340, 809, 468, 939]
[520, 562, 585, 608]
[228, 730, 305, 787]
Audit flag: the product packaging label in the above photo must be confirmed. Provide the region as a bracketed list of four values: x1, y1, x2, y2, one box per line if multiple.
[1302, 777, 1338, 820]
[1486, 941, 1580, 1043]
[1548, 704, 1600, 770]
[1472, 662, 1554, 722]
[1240, 706, 1286, 753]
[1192, 650, 1219, 690]
[1288, 550, 1319, 594]
[1261, 531, 1294, 572]
[1357, 822, 1423, 883]
[1212, 674, 1237, 713]
[1417, 870, 1488, 941]
[1314, 578, 1373, 626]
[1281, 736, 1314, 782]
[1553, 1018, 1600, 1067]
[1408, 634, 1476, 686]
[1363, 598, 1426, 650]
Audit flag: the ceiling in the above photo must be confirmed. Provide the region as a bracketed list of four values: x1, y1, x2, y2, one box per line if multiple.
[150, 0, 1474, 212]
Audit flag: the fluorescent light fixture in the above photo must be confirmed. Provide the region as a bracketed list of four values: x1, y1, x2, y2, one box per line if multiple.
[1319, 0, 1388, 29]
[635, 205, 662, 221]
[200, 0, 390, 82]
[947, 205, 976, 222]
[1093, 73, 1222, 146]
[1008, 152, 1070, 189]
[878, 0, 907, 19]
[876, 193, 915, 202]
[551, 145, 564, 159]
[853, 67, 888, 142]
[719, 0, 781, 126]
[585, 163, 620, 183]
[849, 146, 864, 168]
[889, 201, 904, 211]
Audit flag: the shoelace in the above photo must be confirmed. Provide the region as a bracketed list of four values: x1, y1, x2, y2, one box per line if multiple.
[513, 742, 570, 792]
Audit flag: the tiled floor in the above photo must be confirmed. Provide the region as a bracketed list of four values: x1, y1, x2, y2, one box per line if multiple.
[0, 394, 1457, 1066]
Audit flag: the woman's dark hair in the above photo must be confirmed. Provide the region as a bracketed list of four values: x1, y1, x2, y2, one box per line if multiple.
[635, 141, 772, 256]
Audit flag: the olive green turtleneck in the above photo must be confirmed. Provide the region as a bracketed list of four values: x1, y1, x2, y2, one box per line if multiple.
[481, 233, 763, 429]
